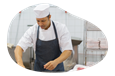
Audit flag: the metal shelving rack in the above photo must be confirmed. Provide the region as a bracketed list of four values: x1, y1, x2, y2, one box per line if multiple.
[83, 21, 108, 66]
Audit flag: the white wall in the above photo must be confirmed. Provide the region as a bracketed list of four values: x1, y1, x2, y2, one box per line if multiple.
[8, 5, 84, 48]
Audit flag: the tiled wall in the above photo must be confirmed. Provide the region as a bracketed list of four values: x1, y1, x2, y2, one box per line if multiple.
[8, 6, 36, 45]
[8, 5, 84, 48]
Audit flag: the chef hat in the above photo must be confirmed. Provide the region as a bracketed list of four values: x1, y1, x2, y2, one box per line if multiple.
[33, 4, 50, 18]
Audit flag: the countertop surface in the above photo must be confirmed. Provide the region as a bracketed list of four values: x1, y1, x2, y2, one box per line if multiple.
[71, 37, 82, 45]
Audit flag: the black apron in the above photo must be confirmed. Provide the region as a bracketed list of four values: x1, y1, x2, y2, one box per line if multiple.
[34, 21, 64, 72]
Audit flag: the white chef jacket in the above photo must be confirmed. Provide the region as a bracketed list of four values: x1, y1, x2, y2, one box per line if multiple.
[17, 20, 73, 52]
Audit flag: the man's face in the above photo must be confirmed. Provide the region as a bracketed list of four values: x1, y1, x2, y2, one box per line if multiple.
[36, 15, 51, 30]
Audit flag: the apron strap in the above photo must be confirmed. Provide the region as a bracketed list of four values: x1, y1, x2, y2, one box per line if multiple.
[52, 21, 58, 39]
[37, 25, 39, 40]
[52, 21, 60, 48]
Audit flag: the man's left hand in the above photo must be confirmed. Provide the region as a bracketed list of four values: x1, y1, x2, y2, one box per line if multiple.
[44, 60, 58, 71]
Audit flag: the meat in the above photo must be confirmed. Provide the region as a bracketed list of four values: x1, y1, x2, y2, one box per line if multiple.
[86, 38, 108, 49]
[98, 38, 108, 49]
[87, 39, 99, 49]
[68, 64, 89, 72]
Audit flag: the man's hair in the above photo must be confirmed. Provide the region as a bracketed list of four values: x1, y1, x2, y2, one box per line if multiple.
[47, 13, 50, 18]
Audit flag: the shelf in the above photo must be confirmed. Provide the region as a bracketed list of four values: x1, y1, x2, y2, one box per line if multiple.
[87, 27, 101, 31]
[86, 48, 115, 51]
[87, 29, 102, 31]
[86, 48, 108, 51]
[84, 21, 108, 65]
[86, 21, 101, 31]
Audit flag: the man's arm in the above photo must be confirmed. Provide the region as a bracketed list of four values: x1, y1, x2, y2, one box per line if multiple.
[14, 45, 25, 68]
[44, 50, 72, 70]
[54, 50, 72, 64]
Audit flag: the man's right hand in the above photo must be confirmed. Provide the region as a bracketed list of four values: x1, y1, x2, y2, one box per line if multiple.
[17, 63, 25, 69]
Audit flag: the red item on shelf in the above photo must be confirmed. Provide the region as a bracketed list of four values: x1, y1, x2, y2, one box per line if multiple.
[77, 67, 85, 70]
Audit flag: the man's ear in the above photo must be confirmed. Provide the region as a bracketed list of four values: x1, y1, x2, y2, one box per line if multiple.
[49, 15, 51, 19]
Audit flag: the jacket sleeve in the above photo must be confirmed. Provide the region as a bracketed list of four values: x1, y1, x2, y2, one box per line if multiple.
[59, 24, 73, 52]
[17, 27, 33, 52]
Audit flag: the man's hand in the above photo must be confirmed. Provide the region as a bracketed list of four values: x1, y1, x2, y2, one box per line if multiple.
[17, 63, 25, 69]
[44, 50, 72, 71]
[44, 60, 58, 71]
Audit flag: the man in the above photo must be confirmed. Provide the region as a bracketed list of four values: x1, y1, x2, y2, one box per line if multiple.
[14, 4, 73, 72]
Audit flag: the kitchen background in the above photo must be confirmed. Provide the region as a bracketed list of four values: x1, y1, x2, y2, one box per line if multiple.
[0, 4, 115, 68]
